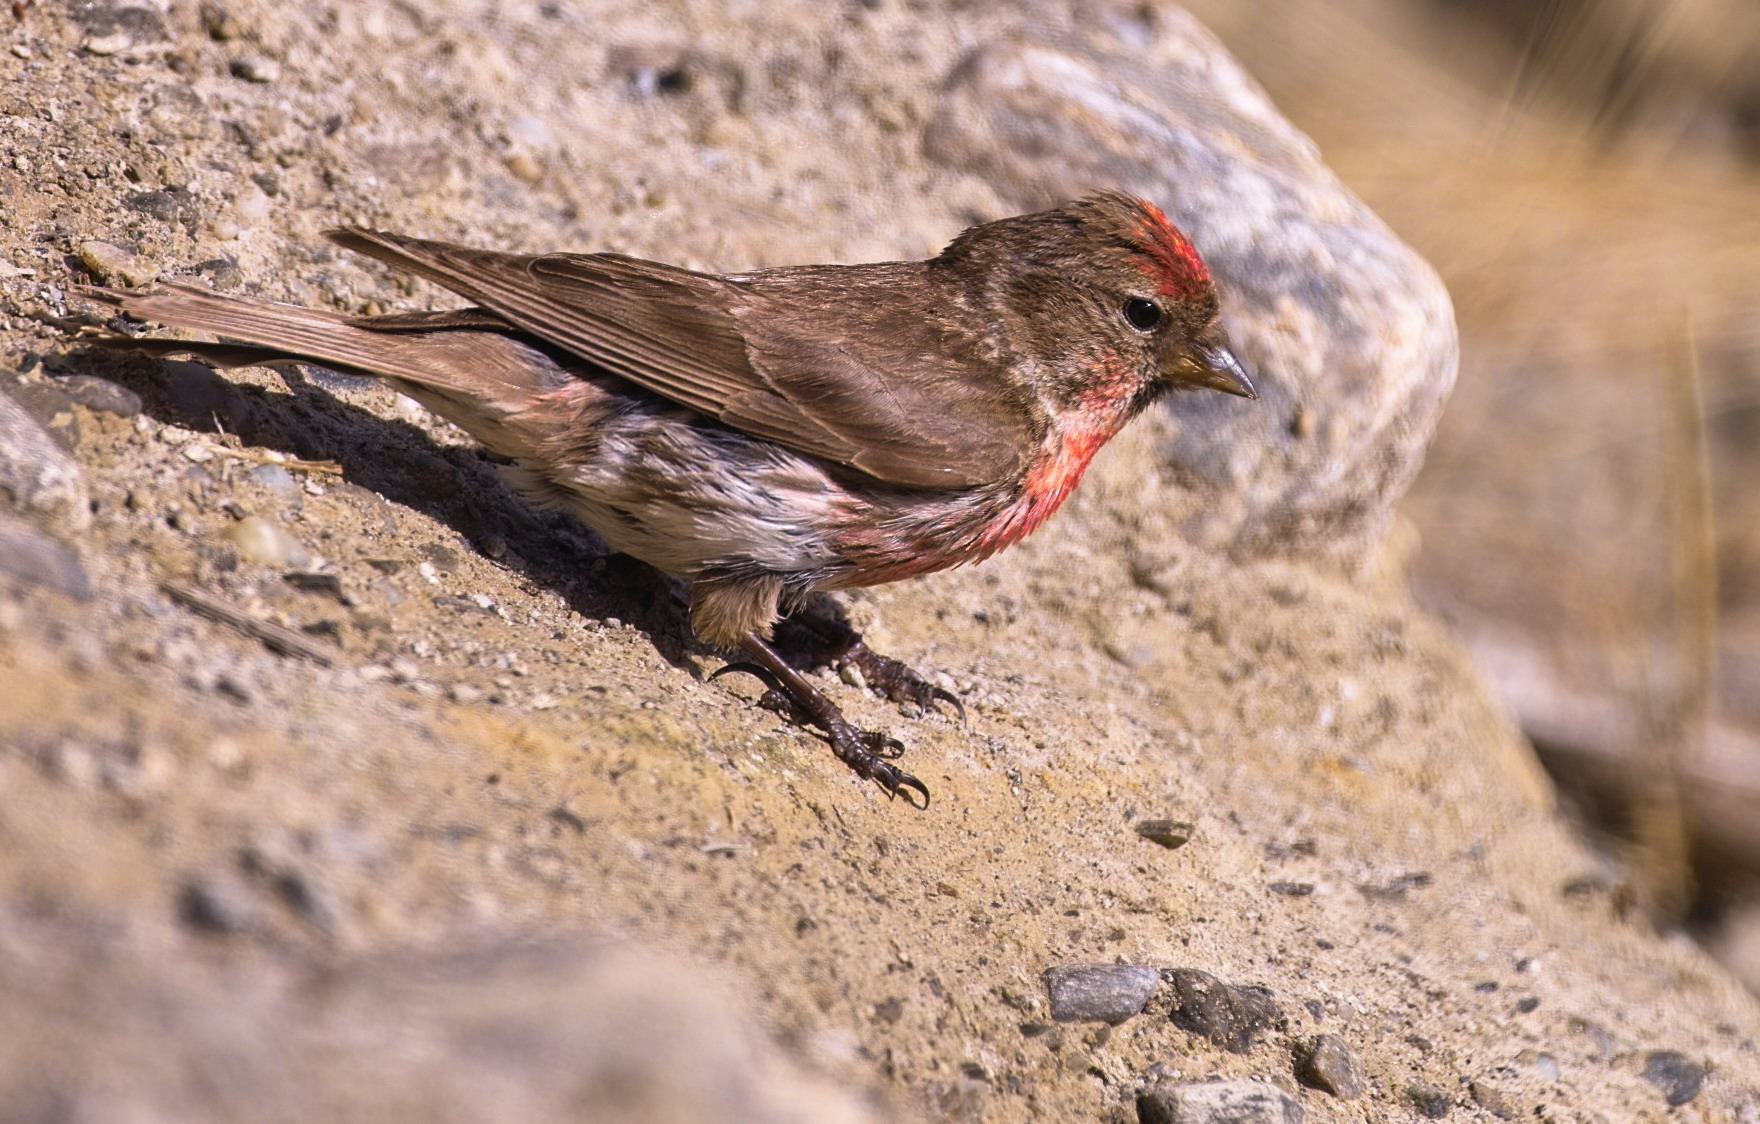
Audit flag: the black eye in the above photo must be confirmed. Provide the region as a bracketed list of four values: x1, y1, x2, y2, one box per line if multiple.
[1123, 297, 1161, 331]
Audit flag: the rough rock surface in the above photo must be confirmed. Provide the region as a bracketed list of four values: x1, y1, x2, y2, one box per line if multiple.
[0, 2, 1757, 1122]
[0, 378, 90, 530]
[0, 915, 877, 1124]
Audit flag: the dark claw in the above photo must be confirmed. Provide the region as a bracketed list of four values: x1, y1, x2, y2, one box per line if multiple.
[861, 729, 907, 760]
[886, 770, 931, 809]
[863, 753, 930, 808]
[928, 685, 967, 725]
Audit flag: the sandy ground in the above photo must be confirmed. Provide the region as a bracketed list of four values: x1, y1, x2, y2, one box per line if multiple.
[1, 1, 1757, 1120]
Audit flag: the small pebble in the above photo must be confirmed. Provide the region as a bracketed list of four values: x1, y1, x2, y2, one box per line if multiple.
[1405, 1082, 1451, 1118]
[247, 463, 301, 503]
[56, 375, 143, 417]
[1294, 1033, 1365, 1098]
[179, 875, 265, 934]
[507, 114, 553, 150]
[1468, 1080, 1515, 1120]
[1043, 964, 1161, 1025]
[1568, 1016, 1616, 1058]
[388, 393, 429, 424]
[1640, 1050, 1705, 1106]
[448, 682, 484, 704]
[504, 151, 543, 183]
[284, 571, 345, 600]
[84, 31, 133, 55]
[1165, 969, 1282, 1055]
[1517, 1049, 1559, 1082]
[125, 189, 197, 224]
[226, 515, 312, 568]
[76, 240, 156, 286]
[229, 54, 280, 83]
[213, 673, 253, 703]
[1137, 1079, 1301, 1124]
[1134, 819, 1193, 850]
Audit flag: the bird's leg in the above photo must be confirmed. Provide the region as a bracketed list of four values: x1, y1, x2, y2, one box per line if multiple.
[727, 630, 931, 808]
[772, 604, 965, 723]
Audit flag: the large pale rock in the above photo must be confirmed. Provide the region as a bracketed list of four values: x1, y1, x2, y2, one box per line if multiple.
[926, 23, 1456, 565]
[0, 924, 879, 1124]
[0, 379, 90, 531]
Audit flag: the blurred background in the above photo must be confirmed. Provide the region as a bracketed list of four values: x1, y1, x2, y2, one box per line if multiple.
[1176, 0, 1760, 984]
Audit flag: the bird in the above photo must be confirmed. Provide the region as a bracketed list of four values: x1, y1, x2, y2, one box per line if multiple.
[83, 191, 1255, 807]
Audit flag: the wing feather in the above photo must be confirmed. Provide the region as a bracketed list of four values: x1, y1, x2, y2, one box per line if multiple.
[328, 229, 1037, 488]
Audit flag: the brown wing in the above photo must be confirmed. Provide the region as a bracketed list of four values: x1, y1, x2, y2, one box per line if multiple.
[328, 229, 1037, 489]
[729, 266, 1042, 487]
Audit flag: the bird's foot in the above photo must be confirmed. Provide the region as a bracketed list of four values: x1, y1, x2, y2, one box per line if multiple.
[825, 716, 928, 807]
[718, 638, 931, 808]
[838, 641, 966, 724]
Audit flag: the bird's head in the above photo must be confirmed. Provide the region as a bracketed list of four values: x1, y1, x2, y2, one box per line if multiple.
[939, 192, 1256, 417]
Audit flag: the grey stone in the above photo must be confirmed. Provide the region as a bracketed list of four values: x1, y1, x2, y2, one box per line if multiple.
[57, 374, 144, 417]
[1, 377, 80, 452]
[1468, 1080, 1516, 1120]
[0, 385, 89, 530]
[1641, 1050, 1705, 1106]
[76, 239, 156, 286]
[1293, 1033, 1365, 1098]
[1405, 1082, 1451, 1118]
[229, 54, 281, 83]
[1135, 818, 1194, 849]
[1165, 968, 1282, 1054]
[0, 511, 91, 600]
[69, 0, 167, 42]
[179, 875, 266, 935]
[1044, 963, 1162, 1024]
[926, 26, 1455, 566]
[124, 187, 200, 226]
[1138, 1079, 1302, 1124]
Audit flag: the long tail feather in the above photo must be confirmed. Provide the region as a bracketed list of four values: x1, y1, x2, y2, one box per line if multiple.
[84, 284, 587, 460]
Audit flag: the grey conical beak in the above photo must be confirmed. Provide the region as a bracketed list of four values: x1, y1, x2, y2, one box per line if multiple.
[1199, 344, 1257, 399]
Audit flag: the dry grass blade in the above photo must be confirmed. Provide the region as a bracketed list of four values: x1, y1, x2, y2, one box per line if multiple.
[160, 581, 336, 667]
[1628, 315, 1715, 925]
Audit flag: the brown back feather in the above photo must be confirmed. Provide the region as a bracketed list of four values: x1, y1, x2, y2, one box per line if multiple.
[328, 229, 1038, 489]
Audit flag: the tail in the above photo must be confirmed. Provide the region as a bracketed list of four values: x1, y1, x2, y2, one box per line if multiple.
[85, 283, 583, 461]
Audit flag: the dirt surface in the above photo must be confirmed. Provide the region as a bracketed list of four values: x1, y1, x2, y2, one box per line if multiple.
[2, 1, 1759, 1121]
